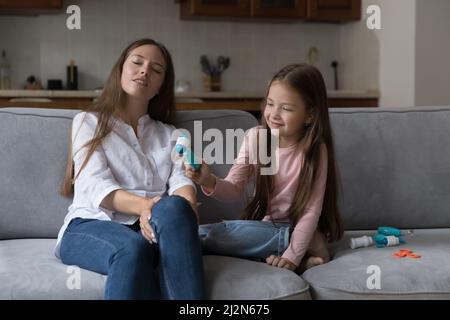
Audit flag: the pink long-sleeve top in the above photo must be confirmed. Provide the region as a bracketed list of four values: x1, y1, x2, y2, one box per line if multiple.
[202, 127, 328, 266]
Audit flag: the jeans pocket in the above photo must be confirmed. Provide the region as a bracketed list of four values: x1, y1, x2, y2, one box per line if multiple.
[67, 217, 95, 230]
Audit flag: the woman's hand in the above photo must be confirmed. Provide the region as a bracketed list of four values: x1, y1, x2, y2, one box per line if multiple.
[266, 255, 297, 271]
[184, 161, 216, 190]
[138, 196, 161, 243]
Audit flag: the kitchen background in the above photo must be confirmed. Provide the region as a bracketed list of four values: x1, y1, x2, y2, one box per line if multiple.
[0, 0, 449, 108]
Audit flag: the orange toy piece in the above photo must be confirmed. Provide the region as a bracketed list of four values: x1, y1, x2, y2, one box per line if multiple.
[393, 249, 421, 259]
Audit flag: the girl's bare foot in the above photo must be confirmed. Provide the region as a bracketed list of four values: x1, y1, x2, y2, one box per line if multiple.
[305, 256, 325, 270]
[296, 256, 326, 274]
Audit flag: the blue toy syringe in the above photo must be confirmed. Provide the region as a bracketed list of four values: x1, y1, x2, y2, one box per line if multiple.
[175, 135, 201, 171]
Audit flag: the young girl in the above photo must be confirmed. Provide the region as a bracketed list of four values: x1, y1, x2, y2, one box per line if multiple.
[56, 38, 204, 299]
[185, 63, 343, 272]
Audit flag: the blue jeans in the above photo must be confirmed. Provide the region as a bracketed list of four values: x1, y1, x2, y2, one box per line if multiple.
[60, 195, 205, 300]
[199, 220, 291, 261]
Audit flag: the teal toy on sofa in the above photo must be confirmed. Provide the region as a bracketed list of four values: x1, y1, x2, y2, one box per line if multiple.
[350, 227, 409, 249]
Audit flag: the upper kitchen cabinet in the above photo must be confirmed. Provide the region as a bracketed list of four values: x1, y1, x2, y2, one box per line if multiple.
[306, 0, 361, 21]
[180, 0, 360, 21]
[180, 0, 251, 18]
[251, 0, 306, 18]
[0, 0, 63, 15]
[180, 0, 306, 19]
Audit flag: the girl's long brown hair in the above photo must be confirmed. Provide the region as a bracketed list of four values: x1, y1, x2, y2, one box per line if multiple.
[60, 38, 175, 196]
[242, 64, 343, 242]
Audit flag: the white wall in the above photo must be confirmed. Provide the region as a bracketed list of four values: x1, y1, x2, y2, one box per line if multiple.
[415, 0, 450, 106]
[338, 0, 379, 92]
[0, 0, 340, 92]
[339, 0, 416, 108]
[378, 0, 416, 107]
[2, 0, 449, 107]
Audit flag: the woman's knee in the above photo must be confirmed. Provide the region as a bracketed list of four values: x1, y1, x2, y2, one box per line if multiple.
[152, 195, 196, 226]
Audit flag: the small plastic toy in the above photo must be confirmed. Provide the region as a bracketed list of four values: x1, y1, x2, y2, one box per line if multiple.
[349, 226, 411, 249]
[373, 234, 405, 248]
[175, 135, 201, 170]
[350, 235, 373, 249]
[377, 226, 402, 237]
[393, 249, 421, 259]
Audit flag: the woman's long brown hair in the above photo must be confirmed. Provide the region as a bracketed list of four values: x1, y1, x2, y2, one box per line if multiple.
[242, 64, 343, 242]
[60, 38, 175, 196]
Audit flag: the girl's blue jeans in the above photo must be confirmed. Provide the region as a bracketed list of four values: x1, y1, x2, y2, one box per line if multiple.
[199, 220, 291, 261]
[59, 195, 205, 300]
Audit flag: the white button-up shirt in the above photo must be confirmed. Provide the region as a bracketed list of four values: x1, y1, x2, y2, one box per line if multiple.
[55, 111, 194, 257]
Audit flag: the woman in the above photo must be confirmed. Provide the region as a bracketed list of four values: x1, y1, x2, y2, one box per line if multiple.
[56, 38, 204, 300]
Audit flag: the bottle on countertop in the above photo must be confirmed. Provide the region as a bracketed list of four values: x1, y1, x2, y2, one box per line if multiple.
[0, 50, 11, 90]
[67, 59, 78, 90]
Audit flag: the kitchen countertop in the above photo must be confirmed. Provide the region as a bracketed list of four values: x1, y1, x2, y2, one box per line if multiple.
[0, 89, 380, 99]
[0, 89, 103, 98]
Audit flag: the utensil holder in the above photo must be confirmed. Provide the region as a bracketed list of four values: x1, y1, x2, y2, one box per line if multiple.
[203, 74, 221, 92]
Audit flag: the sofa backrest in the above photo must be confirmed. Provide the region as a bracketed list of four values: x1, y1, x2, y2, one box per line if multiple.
[0, 108, 77, 239]
[1, 106, 450, 239]
[331, 107, 450, 230]
[0, 108, 257, 239]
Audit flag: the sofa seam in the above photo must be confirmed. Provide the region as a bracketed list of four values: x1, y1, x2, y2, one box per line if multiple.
[329, 107, 450, 115]
[0, 110, 75, 120]
[177, 115, 256, 122]
[272, 284, 311, 300]
[307, 285, 450, 295]
[0, 110, 257, 123]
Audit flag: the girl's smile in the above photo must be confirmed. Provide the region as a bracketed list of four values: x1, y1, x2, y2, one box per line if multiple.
[267, 120, 284, 128]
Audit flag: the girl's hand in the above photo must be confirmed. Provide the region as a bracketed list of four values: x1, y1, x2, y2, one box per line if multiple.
[184, 161, 216, 190]
[138, 196, 161, 243]
[266, 255, 297, 271]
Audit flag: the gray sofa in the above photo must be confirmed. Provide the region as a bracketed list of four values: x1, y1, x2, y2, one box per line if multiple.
[1, 106, 449, 300]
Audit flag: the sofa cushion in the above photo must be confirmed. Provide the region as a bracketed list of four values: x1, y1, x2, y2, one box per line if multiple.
[302, 229, 450, 299]
[0, 239, 310, 300]
[203, 255, 310, 300]
[0, 239, 105, 299]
